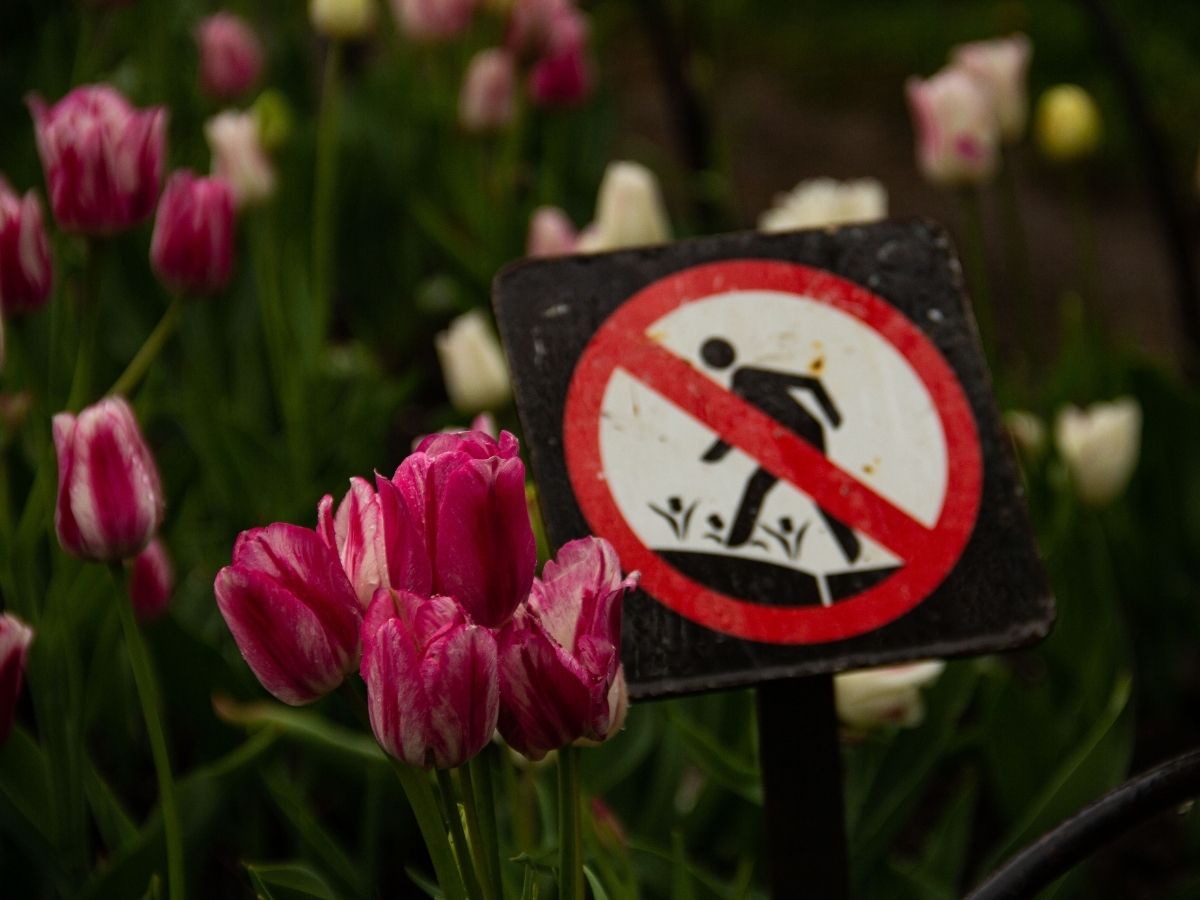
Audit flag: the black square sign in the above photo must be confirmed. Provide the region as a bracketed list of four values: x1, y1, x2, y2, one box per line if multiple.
[493, 220, 1053, 700]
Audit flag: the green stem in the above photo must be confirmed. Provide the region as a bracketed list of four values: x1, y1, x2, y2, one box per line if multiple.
[557, 747, 584, 900]
[438, 767, 485, 900]
[311, 40, 343, 346]
[388, 760, 469, 900]
[1000, 152, 1036, 369]
[66, 244, 105, 412]
[958, 188, 996, 366]
[474, 750, 505, 900]
[110, 565, 185, 900]
[109, 297, 185, 397]
[1069, 167, 1101, 322]
[458, 764, 499, 900]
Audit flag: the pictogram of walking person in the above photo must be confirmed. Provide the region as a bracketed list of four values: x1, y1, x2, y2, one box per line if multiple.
[698, 337, 861, 563]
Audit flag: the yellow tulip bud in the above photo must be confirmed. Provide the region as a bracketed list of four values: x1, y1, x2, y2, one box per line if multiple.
[1035, 84, 1102, 162]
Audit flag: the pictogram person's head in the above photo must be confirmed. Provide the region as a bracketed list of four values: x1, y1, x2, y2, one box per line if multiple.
[701, 337, 735, 370]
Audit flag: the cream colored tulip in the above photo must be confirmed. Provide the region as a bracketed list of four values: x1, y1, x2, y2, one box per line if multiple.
[577, 161, 671, 253]
[834, 661, 945, 730]
[1005, 409, 1046, 457]
[310, 0, 375, 40]
[436, 310, 512, 413]
[758, 177, 887, 233]
[1054, 397, 1141, 506]
[951, 34, 1033, 143]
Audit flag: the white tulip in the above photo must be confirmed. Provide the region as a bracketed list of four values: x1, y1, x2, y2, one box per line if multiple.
[758, 177, 887, 233]
[1054, 397, 1141, 506]
[204, 110, 275, 207]
[577, 161, 670, 253]
[436, 310, 512, 414]
[951, 34, 1033, 143]
[1004, 409, 1046, 456]
[834, 660, 945, 730]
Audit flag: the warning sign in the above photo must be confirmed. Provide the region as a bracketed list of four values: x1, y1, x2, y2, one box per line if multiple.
[564, 260, 982, 644]
[494, 222, 1052, 698]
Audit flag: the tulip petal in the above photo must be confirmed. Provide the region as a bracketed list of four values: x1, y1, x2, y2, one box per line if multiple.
[424, 625, 499, 769]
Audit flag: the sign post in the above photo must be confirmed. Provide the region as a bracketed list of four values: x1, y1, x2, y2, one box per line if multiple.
[494, 221, 1054, 895]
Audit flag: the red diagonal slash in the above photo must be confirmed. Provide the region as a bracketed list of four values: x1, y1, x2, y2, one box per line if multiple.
[615, 335, 934, 563]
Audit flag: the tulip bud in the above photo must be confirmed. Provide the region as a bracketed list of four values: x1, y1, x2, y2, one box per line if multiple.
[54, 397, 165, 562]
[310, 0, 376, 39]
[253, 89, 294, 153]
[215, 523, 363, 705]
[195, 13, 265, 101]
[318, 476, 388, 609]
[905, 67, 999, 186]
[361, 589, 499, 768]
[129, 538, 174, 621]
[576, 161, 671, 253]
[204, 109, 276, 207]
[27, 85, 167, 235]
[0, 614, 34, 746]
[498, 537, 638, 761]
[527, 206, 578, 257]
[459, 49, 516, 133]
[392, 0, 476, 41]
[834, 661, 945, 730]
[0, 179, 53, 315]
[951, 34, 1032, 143]
[377, 429, 535, 628]
[1054, 397, 1141, 506]
[507, 0, 568, 59]
[435, 309, 512, 414]
[758, 177, 887, 234]
[1035, 85, 1102, 163]
[527, 7, 592, 107]
[150, 170, 236, 296]
[1004, 409, 1046, 457]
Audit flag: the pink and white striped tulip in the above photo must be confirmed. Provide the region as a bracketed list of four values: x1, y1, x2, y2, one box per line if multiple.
[498, 537, 637, 761]
[27, 85, 167, 234]
[376, 429, 535, 629]
[951, 34, 1032, 143]
[361, 589, 498, 768]
[318, 476, 388, 609]
[129, 538, 174, 622]
[0, 179, 53, 314]
[196, 13, 265, 102]
[527, 206, 578, 257]
[215, 523, 363, 705]
[528, 8, 592, 107]
[391, 0, 477, 41]
[150, 170, 236, 295]
[0, 613, 33, 746]
[53, 397, 165, 562]
[459, 48, 516, 133]
[906, 66, 999, 186]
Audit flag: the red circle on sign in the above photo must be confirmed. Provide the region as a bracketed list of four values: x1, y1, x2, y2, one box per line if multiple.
[563, 260, 982, 644]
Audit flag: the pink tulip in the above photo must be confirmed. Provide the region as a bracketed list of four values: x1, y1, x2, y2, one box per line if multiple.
[215, 523, 363, 705]
[195, 13, 265, 101]
[391, 0, 476, 41]
[507, 0, 570, 59]
[528, 7, 591, 107]
[129, 538, 174, 621]
[906, 66, 1000, 186]
[54, 397, 165, 562]
[497, 537, 637, 761]
[317, 476, 388, 609]
[459, 48, 516, 133]
[526, 205, 578, 257]
[376, 429, 535, 629]
[361, 588, 498, 768]
[0, 179, 52, 314]
[150, 170, 236, 295]
[0, 613, 34, 746]
[27, 84, 167, 234]
[951, 34, 1032, 143]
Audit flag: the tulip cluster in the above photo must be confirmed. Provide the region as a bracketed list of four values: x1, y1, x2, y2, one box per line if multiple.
[905, 34, 1031, 187]
[215, 429, 638, 769]
[456, 0, 594, 133]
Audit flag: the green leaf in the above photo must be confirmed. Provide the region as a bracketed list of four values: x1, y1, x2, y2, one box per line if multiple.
[584, 865, 612, 900]
[245, 861, 341, 900]
[213, 695, 386, 765]
[0, 725, 54, 843]
[85, 760, 139, 853]
[405, 865, 445, 899]
[665, 705, 762, 806]
[983, 673, 1133, 871]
